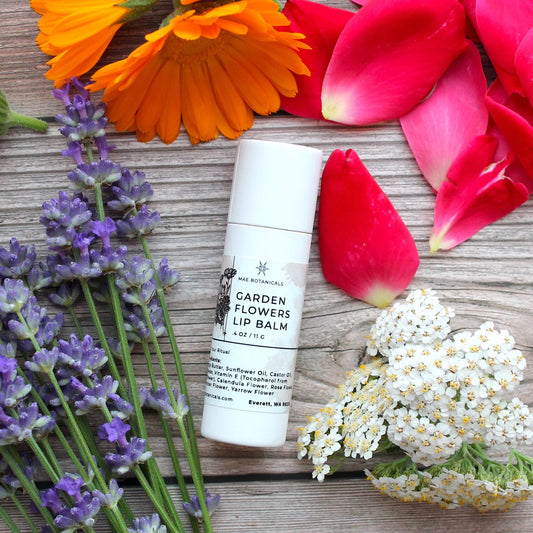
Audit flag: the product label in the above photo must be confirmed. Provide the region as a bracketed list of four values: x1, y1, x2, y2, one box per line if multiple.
[204, 254, 308, 413]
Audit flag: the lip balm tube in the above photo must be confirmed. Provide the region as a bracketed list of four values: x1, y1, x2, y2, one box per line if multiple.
[201, 139, 323, 447]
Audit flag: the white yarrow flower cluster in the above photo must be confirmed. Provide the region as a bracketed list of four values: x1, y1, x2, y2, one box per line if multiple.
[365, 467, 532, 512]
[298, 289, 533, 511]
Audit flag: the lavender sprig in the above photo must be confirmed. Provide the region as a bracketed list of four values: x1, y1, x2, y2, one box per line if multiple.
[50, 79, 215, 532]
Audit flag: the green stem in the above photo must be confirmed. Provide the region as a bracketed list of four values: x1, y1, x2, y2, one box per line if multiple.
[134, 466, 184, 533]
[18, 368, 89, 479]
[103, 275, 169, 498]
[9, 111, 48, 132]
[141, 341, 199, 533]
[79, 278, 128, 401]
[140, 235, 202, 470]
[141, 303, 212, 533]
[27, 437, 60, 484]
[39, 439, 64, 480]
[68, 305, 84, 337]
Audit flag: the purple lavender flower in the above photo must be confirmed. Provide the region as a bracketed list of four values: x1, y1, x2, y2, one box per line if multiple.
[54, 234, 102, 281]
[93, 478, 123, 509]
[26, 262, 54, 291]
[41, 192, 93, 250]
[116, 256, 153, 290]
[122, 300, 165, 342]
[55, 254, 102, 281]
[53, 492, 101, 531]
[107, 168, 153, 213]
[0, 341, 16, 359]
[128, 514, 167, 533]
[109, 395, 134, 421]
[48, 283, 81, 308]
[98, 417, 130, 445]
[42, 471, 104, 532]
[107, 337, 129, 360]
[0, 238, 36, 279]
[54, 334, 107, 384]
[55, 474, 85, 497]
[62, 141, 84, 165]
[72, 375, 117, 415]
[92, 218, 116, 248]
[157, 258, 180, 290]
[141, 387, 188, 420]
[90, 244, 127, 275]
[40, 487, 64, 514]
[183, 489, 221, 521]
[71, 374, 132, 419]
[0, 360, 31, 407]
[0, 278, 30, 313]
[25, 347, 59, 375]
[8, 296, 63, 351]
[68, 160, 122, 190]
[54, 80, 108, 143]
[116, 205, 160, 239]
[95, 135, 115, 160]
[89, 220, 127, 273]
[105, 437, 152, 475]
[0, 403, 54, 445]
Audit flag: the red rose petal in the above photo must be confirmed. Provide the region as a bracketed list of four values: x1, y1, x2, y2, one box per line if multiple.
[318, 149, 420, 308]
[321, 0, 468, 125]
[515, 27, 533, 109]
[475, 0, 533, 96]
[485, 78, 533, 188]
[400, 41, 488, 191]
[430, 136, 529, 251]
[280, 0, 354, 120]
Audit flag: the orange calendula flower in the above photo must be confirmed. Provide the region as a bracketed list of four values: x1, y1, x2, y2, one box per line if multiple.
[88, 0, 311, 144]
[31, 0, 134, 88]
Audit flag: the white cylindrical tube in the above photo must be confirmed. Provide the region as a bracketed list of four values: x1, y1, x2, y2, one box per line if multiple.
[201, 139, 323, 447]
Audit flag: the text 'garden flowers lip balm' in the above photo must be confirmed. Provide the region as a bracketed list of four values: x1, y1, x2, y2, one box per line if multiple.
[201, 139, 323, 447]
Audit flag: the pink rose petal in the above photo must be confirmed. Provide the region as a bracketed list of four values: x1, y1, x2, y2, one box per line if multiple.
[487, 118, 533, 193]
[400, 41, 488, 191]
[430, 135, 529, 251]
[280, 0, 354, 120]
[485, 78, 533, 188]
[318, 149, 420, 308]
[321, 0, 468, 125]
[475, 0, 533, 96]
[515, 27, 533, 109]
[459, 0, 480, 40]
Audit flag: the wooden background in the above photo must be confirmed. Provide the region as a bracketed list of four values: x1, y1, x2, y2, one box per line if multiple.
[1, 0, 533, 531]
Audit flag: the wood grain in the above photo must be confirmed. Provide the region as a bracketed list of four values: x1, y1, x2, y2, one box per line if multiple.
[1, 0, 533, 530]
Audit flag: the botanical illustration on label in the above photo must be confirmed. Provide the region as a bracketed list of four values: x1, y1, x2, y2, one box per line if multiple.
[204, 254, 308, 413]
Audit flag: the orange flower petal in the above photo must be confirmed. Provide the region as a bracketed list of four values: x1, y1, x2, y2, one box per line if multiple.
[155, 65, 182, 144]
[221, 43, 280, 114]
[136, 60, 176, 133]
[181, 62, 219, 142]
[207, 55, 254, 130]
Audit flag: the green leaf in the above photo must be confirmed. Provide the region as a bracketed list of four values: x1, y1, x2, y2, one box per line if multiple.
[117, 0, 159, 23]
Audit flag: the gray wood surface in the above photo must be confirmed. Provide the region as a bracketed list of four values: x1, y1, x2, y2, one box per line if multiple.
[1, 0, 533, 531]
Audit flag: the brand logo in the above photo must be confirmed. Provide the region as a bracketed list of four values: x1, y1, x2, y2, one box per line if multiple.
[256, 261, 268, 276]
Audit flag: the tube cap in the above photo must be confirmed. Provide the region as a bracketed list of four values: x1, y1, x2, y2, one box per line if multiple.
[228, 139, 323, 234]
